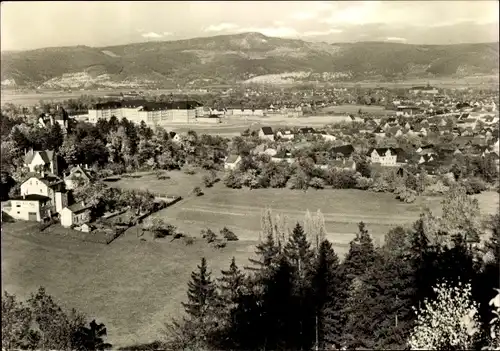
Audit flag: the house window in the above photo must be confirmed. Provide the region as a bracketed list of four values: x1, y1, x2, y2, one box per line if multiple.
[17, 211, 20, 214]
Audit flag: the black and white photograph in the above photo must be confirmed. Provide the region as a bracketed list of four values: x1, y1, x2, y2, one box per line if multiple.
[1, 1, 499, 350]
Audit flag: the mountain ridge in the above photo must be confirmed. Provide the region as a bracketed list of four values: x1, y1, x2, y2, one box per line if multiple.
[2, 32, 499, 88]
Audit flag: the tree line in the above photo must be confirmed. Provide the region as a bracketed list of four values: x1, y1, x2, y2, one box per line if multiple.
[162, 198, 500, 350]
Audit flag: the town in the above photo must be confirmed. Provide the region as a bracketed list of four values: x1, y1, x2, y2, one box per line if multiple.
[1, 1, 499, 350]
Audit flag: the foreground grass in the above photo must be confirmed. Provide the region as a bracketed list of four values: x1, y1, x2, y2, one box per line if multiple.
[1, 222, 254, 348]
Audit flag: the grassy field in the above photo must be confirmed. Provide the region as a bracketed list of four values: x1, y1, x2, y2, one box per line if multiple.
[3, 176, 498, 348]
[321, 104, 391, 116]
[105, 171, 207, 198]
[1, 221, 254, 348]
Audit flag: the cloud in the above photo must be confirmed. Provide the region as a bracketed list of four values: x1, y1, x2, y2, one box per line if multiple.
[290, 11, 318, 21]
[385, 36, 407, 42]
[236, 26, 299, 38]
[273, 20, 285, 26]
[303, 28, 344, 36]
[204, 23, 239, 32]
[163, 32, 173, 36]
[142, 32, 162, 38]
[321, 1, 382, 25]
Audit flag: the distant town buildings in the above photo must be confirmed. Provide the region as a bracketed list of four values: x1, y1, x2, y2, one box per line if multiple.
[88, 100, 204, 124]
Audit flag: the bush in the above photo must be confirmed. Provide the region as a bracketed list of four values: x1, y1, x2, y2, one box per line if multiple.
[144, 218, 177, 238]
[220, 227, 238, 241]
[212, 238, 227, 249]
[192, 187, 204, 196]
[355, 176, 372, 190]
[395, 187, 417, 203]
[462, 177, 487, 195]
[224, 170, 243, 189]
[201, 228, 217, 243]
[309, 177, 325, 189]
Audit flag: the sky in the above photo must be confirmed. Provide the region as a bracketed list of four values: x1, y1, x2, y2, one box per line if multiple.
[1, 1, 499, 51]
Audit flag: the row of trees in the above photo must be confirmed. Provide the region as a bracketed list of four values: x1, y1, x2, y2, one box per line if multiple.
[164, 200, 500, 350]
[2, 287, 111, 351]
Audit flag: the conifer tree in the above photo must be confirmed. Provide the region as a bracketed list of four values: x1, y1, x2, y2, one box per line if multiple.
[218, 257, 245, 309]
[170, 257, 220, 349]
[312, 240, 343, 349]
[283, 222, 316, 350]
[246, 229, 281, 274]
[182, 257, 218, 320]
[341, 221, 376, 283]
[284, 222, 315, 279]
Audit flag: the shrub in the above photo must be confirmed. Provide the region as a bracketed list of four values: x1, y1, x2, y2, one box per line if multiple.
[224, 170, 243, 189]
[144, 218, 177, 238]
[462, 177, 487, 195]
[201, 228, 217, 243]
[355, 176, 372, 190]
[309, 177, 325, 189]
[212, 238, 227, 249]
[192, 187, 204, 196]
[220, 227, 238, 241]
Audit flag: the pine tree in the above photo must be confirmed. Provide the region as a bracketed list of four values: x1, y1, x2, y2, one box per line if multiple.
[182, 257, 218, 320]
[283, 222, 316, 350]
[218, 257, 245, 308]
[284, 222, 315, 279]
[312, 210, 327, 255]
[246, 229, 281, 274]
[177, 257, 220, 348]
[311, 240, 343, 349]
[341, 221, 376, 283]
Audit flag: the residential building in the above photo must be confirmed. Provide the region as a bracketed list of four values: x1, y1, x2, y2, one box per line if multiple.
[2, 194, 52, 222]
[20, 174, 67, 213]
[60, 201, 92, 227]
[277, 130, 295, 140]
[64, 165, 94, 190]
[224, 155, 242, 170]
[259, 127, 275, 141]
[331, 144, 355, 160]
[367, 148, 407, 166]
[24, 149, 59, 175]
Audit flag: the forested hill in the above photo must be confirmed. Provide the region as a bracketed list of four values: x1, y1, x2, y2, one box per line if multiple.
[1, 32, 498, 88]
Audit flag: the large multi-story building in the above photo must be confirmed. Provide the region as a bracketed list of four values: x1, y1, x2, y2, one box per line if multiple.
[88, 100, 203, 125]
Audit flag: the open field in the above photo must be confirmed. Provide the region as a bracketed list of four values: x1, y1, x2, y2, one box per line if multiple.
[104, 171, 207, 197]
[2, 180, 497, 348]
[1, 221, 254, 349]
[321, 104, 391, 116]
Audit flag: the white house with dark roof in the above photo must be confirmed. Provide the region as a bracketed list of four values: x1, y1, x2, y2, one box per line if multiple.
[64, 165, 94, 190]
[224, 154, 242, 170]
[259, 127, 275, 141]
[20, 173, 67, 214]
[367, 148, 407, 167]
[2, 194, 52, 222]
[24, 149, 59, 175]
[60, 201, 93, 227]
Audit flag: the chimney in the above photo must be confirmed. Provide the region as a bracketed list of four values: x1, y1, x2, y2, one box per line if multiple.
[41, 170, 45, 178]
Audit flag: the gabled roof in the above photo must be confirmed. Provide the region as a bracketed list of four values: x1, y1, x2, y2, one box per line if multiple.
[24, 150, 55, 165]
[66, 201, 93, 214]
[331, 144, 355, 157]
[64, 165, 93, 181]
[225, 154, 240, 164]
[260, 127, 274, 135]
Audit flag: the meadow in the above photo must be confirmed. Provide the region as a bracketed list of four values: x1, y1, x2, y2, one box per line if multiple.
[2, 172, 498, 348]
